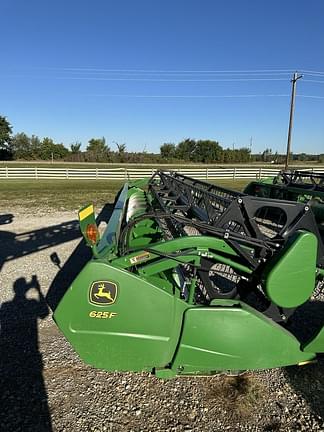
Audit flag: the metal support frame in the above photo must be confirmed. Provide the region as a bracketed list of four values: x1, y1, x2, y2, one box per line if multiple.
[148, 171, 323, 257]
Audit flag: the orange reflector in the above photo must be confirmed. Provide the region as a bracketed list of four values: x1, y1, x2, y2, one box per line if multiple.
[86, 224, 99, 245]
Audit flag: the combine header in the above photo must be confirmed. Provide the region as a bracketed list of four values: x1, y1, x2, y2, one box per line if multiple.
[54, 171, 324, 378]
[245, 169, 324, 224]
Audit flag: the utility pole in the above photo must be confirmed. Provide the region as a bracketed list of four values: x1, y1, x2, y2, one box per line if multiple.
[249, 136, 252, 160]
[285, 71, 303, 170]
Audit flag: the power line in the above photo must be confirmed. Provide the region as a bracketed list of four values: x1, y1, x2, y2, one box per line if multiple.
[86, 93, 290, 98]
[303, 79, 324, 84]
[4, 67, 324, 98]
[54, 76, 288, 82]
[300, 69, 324, 76]
[10, 66, 324, 77]
[43, 67, 298, 74]
[42, 71, 293, 77]
[302, 72, 324, 78]
[298, 94, 324, 99]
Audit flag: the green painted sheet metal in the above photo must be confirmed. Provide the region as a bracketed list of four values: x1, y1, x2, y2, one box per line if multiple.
[54, 261, 315, 375]
[264, 231, 317, 308]
[54, 261, 188, 372]
[304, 326, 324, 353]
[128, 177, 150, 189]
[171, 300, 314, 374]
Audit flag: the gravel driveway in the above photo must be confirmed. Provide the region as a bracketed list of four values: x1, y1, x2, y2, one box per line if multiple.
[1, 207, 324, 432]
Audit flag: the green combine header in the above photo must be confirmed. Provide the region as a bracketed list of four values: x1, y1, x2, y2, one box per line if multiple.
[53, 170, 324, 378]
[245, 169, 324, 223]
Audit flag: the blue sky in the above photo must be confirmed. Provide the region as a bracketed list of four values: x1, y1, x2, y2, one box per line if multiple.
[1, 0, 324, 154]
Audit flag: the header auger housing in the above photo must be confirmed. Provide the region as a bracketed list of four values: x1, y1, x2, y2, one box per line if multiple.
[54, 171, 324, 378]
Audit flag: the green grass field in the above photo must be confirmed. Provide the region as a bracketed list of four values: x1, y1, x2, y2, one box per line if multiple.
[0, 179, 250, 211]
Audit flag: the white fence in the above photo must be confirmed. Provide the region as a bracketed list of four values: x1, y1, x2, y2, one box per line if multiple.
[0, 167, 322, 180]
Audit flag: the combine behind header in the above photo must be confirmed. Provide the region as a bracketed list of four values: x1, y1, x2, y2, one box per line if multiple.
[53, 170, 324, 378]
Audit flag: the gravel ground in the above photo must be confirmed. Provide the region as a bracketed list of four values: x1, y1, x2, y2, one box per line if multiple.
[1, 208, 324, 432]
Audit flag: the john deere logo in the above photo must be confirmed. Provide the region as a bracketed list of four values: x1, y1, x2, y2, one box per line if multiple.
[89, 281, 118, 306]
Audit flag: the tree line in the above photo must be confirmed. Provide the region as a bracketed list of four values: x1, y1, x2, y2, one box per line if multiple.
[0, 115, 323, 164]
[160, 139, 252, 163]
[0, 116, 157, 163]
[253, 148, 324, 164]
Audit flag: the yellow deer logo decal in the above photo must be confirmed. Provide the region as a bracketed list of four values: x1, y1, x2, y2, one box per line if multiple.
[89, 281, 118, 305]
[95, 283, 113, 301]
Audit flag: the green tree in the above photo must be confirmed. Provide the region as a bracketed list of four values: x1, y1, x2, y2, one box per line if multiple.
[54, 143, 69, 159]
[223, 148, 234, 163]
[12, 133, 32, 159]
[262, 148, 272, 162]
[194, 140, 222, 163]
[71, 142, 81, 153]
[0, 116, 13, 159]
[235, 147, 251, 163]
[176, 139, 196, 161]
[38, 137, 69, 160]
[86, 137, 110, 162]
[114, 142, 126, 162]
[30, 135, 42, 159]
[39, 137, 56, 160]
[160, 143, 176, 159]
[116, 142, 126, 154]
[69, 142, 82, 162]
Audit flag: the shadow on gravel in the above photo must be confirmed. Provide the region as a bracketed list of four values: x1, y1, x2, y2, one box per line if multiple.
[0, 275, 52, 431]
[0, 203, 113, 430]
[285, 299, 324, 420]
[46, 203, 114, 312]
[0, 218, 81, 271]
[285, 361, 324, 420]
[0, 213, 14, 225]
